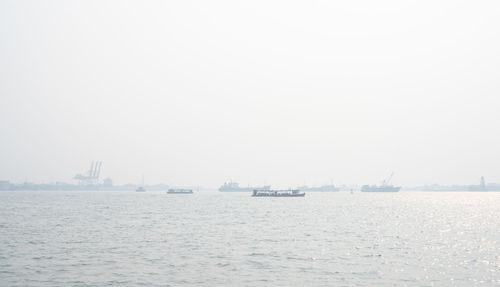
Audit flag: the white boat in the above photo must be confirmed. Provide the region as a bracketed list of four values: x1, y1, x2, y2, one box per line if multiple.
[136, 175, 146, 192]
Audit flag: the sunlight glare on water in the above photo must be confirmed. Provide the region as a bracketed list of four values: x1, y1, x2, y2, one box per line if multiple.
[0, 191, 499, 286]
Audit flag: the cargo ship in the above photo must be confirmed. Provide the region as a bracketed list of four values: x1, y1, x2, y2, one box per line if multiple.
[362, 173, 400, 192]
[219, 181, 270, 192]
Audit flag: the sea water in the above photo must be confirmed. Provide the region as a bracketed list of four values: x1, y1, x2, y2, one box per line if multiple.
[0, 191, 499, 286]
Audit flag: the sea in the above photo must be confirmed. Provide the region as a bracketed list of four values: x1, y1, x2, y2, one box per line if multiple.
[0, 191, 499, 287]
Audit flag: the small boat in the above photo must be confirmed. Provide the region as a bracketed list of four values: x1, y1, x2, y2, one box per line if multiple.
[136, 175, 146, 192]
[252, 189, 305, 197]
[167, 189, 193, 194]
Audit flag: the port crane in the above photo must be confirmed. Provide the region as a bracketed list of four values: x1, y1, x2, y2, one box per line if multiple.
[74, 161, 102, 185]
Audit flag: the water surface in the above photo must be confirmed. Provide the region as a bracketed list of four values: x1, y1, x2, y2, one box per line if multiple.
[0, 191, 499, 286]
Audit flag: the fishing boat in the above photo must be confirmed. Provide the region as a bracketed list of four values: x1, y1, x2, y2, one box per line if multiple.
[167, 189, 193, 194]
[252, 189, 305, 197]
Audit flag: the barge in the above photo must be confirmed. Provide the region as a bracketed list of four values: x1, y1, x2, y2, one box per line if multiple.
[252, 189, 305, 197]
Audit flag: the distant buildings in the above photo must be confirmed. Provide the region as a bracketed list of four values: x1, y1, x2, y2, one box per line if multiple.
[103, 178, 113, 187]
[467, 176, 487, 191]
[407, 177, 499, 191]
[0, 180, 10, 190]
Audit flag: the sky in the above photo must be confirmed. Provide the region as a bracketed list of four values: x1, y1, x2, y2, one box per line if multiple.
[1, 0, 499, 188]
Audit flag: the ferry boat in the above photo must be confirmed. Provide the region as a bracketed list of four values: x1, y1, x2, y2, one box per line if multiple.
[252, 189, 305, 197]
[167, 189, 193, 194]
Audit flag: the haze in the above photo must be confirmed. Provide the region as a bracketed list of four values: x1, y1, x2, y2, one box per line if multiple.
[1, 0, 499, 187]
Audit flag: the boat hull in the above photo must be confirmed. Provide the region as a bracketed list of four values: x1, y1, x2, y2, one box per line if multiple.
[252, 189, 305, 197]
[252, 193, 305, 197]
[361, 185, 400, 192]
[167, 189, 193, 194]
[167, 191, 193, 194]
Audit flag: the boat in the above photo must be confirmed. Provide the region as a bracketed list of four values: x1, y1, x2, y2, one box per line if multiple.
[219, 181, 270, 192]
[362, 173, 400, 192]
[167, 189, 193, 194]
[252, 189, 305, 197]
[136, 175, 146, 192]
[297, 184, 339, 192]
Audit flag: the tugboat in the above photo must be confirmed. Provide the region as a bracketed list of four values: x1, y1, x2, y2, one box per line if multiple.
[252, 189, 305, 197]
[167, 189, 193, 194]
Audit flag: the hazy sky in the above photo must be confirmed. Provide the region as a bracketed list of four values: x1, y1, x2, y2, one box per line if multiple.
[1, 1, 499, 187]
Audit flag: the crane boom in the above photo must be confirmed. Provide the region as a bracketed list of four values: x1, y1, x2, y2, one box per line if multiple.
[386, 172, 394, 185]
